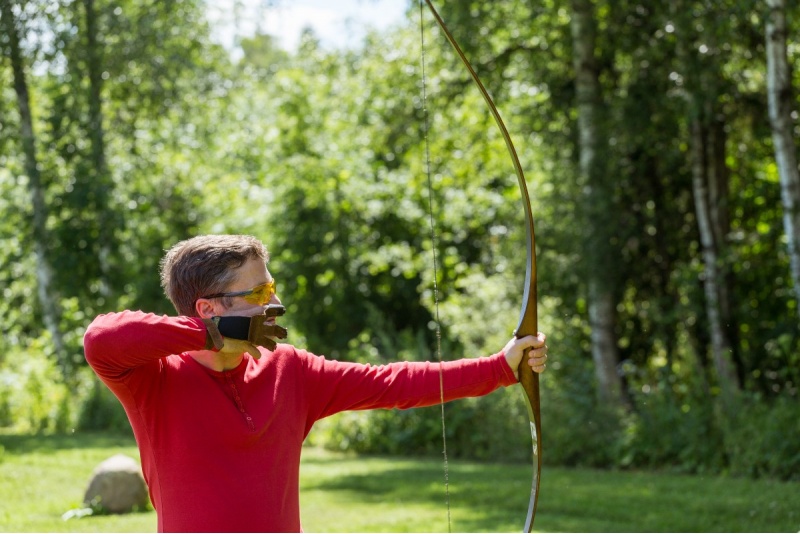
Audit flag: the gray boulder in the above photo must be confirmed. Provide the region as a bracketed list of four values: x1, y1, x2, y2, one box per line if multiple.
[83, 454, 149, 514]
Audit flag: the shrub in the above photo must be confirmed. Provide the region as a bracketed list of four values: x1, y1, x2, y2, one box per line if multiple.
[314, 385, 537, 463]
[0, 336, 73, 433]
[619, 385, 726, 474]
[0, 332, 131, 435]
[76, 378, 133, 435]
[723, 394, 800, 481]
[543, 361, 622, 469]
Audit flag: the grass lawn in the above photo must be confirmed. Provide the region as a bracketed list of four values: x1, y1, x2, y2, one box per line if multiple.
[0, 431, 798, 532]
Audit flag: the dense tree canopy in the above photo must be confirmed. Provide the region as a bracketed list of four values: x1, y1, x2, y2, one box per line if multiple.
[1, 0, 798, 479]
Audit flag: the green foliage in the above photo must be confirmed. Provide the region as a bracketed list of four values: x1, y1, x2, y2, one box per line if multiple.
[0, 335, 72, 433]
[75, 378, 132, 435]
[620, 384, 726, 474]
[543, 362, 623, 468]
[0, 333, 128, 436]
[2, 0, 800, 483]
[724, 394, 800, 481]
[318, 407, 443, 457]
[317, 387, 534, 463]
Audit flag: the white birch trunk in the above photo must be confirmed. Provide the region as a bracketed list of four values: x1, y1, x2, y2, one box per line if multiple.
[571, 0, 625, 406]
[689, 118, 739, 399]
[766, 0, 800, 316]
[2, 1, 67, 362]
[670, 0, 740, 400]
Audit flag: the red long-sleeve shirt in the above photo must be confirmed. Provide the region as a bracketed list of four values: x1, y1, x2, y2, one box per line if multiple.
[83, 310, 517, 532]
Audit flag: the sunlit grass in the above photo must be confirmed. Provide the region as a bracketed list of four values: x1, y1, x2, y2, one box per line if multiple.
[299, 449, 800, 533]
[0, 433, 156, 532]
[0, 432, 798, 532]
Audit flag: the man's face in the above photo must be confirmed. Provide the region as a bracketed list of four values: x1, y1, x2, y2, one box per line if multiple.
[210, 257, 281, 318]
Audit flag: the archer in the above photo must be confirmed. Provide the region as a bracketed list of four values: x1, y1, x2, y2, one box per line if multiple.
[83, 233, 548, 532]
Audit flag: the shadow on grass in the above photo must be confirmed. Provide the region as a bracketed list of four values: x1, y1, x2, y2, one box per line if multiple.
[0, 431, 136, 455]
[303, 454, 535, 531]
[301, 452, 800, 533]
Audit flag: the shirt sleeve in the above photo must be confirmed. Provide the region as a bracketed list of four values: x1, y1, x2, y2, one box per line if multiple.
[298, 349, 518, 423]
[83, 310, 208, 382]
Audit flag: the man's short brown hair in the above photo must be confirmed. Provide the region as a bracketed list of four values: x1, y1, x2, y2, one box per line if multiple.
[160, 234, 269, 316]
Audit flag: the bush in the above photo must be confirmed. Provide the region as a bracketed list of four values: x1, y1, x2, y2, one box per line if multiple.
[0, 332, 131, 435]
[723, 394, 800, 481]
[0, 336, 73, 433]
[542, 361, 622, 469]
[619, 385, 726, 474]
[314, 386, 536, 463]
[76, 378, 133, 435]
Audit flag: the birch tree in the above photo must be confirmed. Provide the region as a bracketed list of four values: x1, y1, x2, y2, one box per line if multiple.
[672, 0, 740, 400]
[570, 0, 626, 407]
[0, 0, 66, 364]
[766, 0, 800, 317]
[81, 0, 115, 298]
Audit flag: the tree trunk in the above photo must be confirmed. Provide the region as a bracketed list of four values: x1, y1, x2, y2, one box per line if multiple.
[671, 0, 740, 401]
[82, 0, 114, 298]
[570, 0, 626, 407]
[766, 0, 800, 318]
[689, 106, 740, 400]
[1, 0, 66, 363]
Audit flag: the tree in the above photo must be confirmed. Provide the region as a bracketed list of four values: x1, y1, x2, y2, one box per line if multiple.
[766, 0, 800, 318]
[570, 0, 626, 407]
[80, 0, 116, 298]
[0, 0, 67, 366]
[672, 0, 741, 400]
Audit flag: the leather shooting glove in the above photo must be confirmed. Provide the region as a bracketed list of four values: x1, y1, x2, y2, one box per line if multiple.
[202, 304, 288, 355]
[246, 305, 288, 350]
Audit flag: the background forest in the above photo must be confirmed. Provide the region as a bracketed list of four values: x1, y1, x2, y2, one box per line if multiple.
[1, 0, 799, 481]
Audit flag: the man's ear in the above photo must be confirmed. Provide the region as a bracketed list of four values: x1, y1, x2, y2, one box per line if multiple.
[195, 298, 218, 319]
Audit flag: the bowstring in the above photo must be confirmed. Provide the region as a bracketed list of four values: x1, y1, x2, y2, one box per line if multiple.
[418, 1, 451, 532]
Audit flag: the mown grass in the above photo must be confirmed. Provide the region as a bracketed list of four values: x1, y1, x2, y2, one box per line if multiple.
[0, 432, 798, 532]
[0, 432, 155, 532]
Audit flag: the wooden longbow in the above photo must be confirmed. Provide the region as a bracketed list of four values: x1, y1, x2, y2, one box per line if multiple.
[422, 2, 542, 530]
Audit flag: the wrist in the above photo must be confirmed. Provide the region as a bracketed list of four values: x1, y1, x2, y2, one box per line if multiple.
[201, 318, 225, 351]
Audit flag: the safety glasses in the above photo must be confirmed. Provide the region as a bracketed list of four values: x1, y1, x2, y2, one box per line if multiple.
[201, 280, 276, 306]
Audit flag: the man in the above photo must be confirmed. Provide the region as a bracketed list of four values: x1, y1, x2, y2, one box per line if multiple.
[84, 234, 548, 532]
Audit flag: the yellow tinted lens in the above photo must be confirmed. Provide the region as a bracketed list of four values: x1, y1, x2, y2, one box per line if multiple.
[243, 280, 275, 305]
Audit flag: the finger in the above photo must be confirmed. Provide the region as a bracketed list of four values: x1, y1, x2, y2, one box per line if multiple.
[247, 343, 262, 359]
[530, 344, 548, 357]
[528, 352, 547, 366]
[529, 347, 548, 360]
[525, 335, 546, 349]
[528, 358, 547, 370]
[528, 348, 547, 373]
[264, 304, 286, 318]
[525, 346, 547, 362]
[260, 337, 277, 351]
[261, 324, 288, 340]
[249, 325, 287, 348]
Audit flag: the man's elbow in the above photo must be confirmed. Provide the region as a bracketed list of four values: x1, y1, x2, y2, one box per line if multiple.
[83, 314, 115, 371]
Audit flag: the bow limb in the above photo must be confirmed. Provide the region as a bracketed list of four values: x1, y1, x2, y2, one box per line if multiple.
[421, 2, 541, 531]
